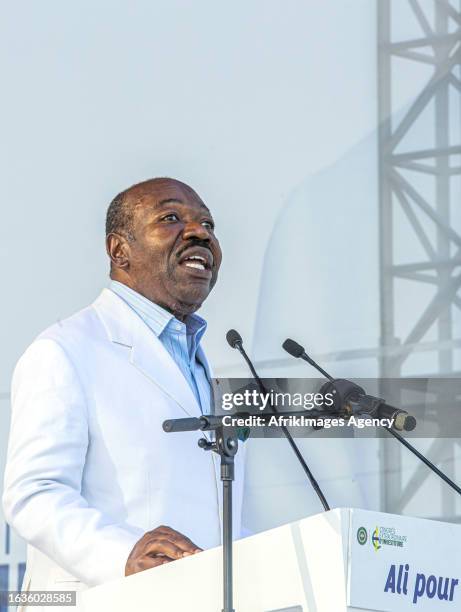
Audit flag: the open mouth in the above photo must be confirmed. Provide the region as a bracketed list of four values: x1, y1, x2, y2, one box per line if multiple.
[178, 247, 213, 274]
[182, 255, 208, 271]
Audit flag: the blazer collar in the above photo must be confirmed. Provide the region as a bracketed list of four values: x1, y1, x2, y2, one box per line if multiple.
[93, 289, 204, 418]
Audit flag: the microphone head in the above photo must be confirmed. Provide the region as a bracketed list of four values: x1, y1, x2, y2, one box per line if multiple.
[282, 338, 305, 359]
[226, 329, 243, 349]
[394, 413, 417, 432]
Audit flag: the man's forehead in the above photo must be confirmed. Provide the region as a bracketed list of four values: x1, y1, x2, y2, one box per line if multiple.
[126, 179, 210, 213]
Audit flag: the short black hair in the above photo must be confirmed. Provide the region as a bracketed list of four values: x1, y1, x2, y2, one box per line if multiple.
[105, 189, 136, 241]
[106, 177, 201, 242]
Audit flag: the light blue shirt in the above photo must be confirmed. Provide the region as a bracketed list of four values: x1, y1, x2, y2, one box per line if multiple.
[109, 280, 211, 415]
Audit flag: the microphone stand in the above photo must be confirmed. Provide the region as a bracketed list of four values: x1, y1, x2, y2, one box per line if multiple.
[162, 408, 340, 612]
[163, 415, 238, 612]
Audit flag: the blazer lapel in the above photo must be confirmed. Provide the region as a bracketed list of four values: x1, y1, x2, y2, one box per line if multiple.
[130, 317, 202, 418]
[197, 346, 220, 416]
[196, 344, 212, 381]
[93, 289, 202, 418]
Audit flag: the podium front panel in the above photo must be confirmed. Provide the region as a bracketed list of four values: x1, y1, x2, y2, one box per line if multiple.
[348, 509, 461, 611]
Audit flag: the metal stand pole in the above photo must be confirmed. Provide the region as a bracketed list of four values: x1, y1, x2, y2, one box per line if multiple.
[221, 455, 235, 612]
[198, 423, 238, 612]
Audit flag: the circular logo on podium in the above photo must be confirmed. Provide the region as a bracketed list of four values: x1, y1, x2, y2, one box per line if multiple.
[357, 526, 368, 545]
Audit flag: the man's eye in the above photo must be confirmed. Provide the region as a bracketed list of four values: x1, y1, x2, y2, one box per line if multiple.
[162, 213, 179, 222]
[201, 220, 214, 230]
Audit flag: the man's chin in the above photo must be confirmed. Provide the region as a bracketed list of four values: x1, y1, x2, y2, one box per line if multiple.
[183, 288, 209, 305]
[167, 269, 218, 314]
[170, 285, 211, 314]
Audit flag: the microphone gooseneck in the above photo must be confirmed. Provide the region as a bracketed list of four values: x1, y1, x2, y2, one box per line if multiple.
[283, 339, 416, 432]
[227, 329, 330, 512]
[226, 329, 263, 387]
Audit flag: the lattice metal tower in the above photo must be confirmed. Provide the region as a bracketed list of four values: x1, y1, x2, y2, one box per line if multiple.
[378, 0, 461, 518]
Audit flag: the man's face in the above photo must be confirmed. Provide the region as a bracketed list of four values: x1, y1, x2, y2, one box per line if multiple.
[109, 179, 222, 318]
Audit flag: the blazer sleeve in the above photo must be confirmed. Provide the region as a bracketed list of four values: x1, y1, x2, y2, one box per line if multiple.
[2, 338, 144, 586]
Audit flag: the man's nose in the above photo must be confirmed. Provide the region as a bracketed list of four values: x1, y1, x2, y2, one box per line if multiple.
[182, 221, 211, 241]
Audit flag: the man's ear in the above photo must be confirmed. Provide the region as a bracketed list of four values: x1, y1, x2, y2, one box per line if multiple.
[106, 233, 131, 270]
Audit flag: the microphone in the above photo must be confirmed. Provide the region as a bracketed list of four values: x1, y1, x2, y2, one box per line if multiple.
[378, 404, 417, 433]
[282, 339, 416, 431]
[226, 329, 242, 349]
[226, 329, 262, 385]
[282, 338, 303, 358]
[226, 329, 330, 512]
[282, 338, 333, 381]
[319, 378, 417, 432]
[282, 337, 461, 497]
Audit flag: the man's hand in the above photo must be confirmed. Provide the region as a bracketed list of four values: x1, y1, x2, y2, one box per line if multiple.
[125, 525, 202, 576]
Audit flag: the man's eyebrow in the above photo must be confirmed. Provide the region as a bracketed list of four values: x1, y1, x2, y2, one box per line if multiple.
[157, 198, 184, 206]
[155, 198, 211, 213]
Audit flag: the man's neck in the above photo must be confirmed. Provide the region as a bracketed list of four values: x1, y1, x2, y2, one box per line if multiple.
[109, 278, 192, 323]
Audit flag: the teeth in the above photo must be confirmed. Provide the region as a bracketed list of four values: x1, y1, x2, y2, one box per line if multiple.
[182, 253, 208, 270]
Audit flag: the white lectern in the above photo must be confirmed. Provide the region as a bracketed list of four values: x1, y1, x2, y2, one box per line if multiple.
[81, 508, 461, 612]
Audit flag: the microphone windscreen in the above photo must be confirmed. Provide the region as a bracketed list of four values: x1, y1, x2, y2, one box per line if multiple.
[226, 329, 243, 349]
[282, 338, 305, 358]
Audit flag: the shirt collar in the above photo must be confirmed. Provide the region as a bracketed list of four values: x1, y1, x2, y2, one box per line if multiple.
[109, 280, 207, 345]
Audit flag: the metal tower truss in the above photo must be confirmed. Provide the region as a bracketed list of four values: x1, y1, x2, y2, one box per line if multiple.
[378, 0, 461, 519]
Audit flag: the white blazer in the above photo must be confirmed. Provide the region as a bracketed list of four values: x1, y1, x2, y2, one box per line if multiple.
[3, 289, 245, 608]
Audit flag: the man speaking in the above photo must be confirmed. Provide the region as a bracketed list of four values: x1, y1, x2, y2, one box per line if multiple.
[3, 178, 244, 604]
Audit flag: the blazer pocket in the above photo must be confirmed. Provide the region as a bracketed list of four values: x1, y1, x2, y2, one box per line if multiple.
[52, 567, 82, 584]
